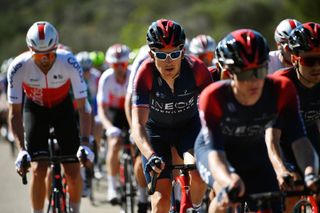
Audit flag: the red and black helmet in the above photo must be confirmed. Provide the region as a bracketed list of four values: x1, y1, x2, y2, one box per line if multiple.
[146, 19, 186, 49]
[288, 22, 320, 54]
[215, 29, 269, 71]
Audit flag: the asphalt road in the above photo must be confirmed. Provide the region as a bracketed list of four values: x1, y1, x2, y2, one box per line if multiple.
[0, 139, 122, 213]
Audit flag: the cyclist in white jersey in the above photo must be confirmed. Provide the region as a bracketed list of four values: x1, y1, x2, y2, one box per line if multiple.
[8, 21, 94, 213]
[96, 43, 131, 204]
[268, 18, 301, 74]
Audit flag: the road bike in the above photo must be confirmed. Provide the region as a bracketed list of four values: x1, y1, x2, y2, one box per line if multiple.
[149, 163, 197, 213]
[119, 134, 137, 213]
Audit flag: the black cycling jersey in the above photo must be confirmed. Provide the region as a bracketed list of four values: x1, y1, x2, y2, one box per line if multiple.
[273, 67, 320, 169]
[198, 76, 306, 170]
[132, 55, 212, 128]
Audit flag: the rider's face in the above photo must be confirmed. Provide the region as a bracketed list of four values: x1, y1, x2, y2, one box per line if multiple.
[293, 52, 320, 85]
[150, 47, 183, 80]
[32, 51, 56, 70]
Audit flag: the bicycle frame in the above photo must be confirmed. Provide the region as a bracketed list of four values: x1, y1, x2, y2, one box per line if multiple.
[149, 164, 196, 213]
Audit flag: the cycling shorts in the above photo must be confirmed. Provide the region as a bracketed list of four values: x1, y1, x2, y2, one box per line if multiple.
[24, 95, 80, 160]
[106, 107, 129, 131]
[142, 116, 201, 183]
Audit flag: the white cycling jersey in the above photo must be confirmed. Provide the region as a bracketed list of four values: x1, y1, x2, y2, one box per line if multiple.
[127, 45, 150, 95]
[97, 68, 130, 109]
[268, 50, 289, 74]
[7, 49, 87, 107]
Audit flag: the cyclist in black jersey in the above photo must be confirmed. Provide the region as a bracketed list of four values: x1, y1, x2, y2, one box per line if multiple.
[131, 19, 212, 213]
[194, 29, 319, 213]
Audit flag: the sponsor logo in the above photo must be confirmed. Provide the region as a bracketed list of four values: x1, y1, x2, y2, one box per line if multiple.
[150, 96, 195, 114]
[9, 62, 23, 88]
[67, 56, 84, 83]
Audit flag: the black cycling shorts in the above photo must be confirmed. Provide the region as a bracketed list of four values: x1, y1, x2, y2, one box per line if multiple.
[106, 107, 129, 131]
[23, 95, 80, 159]
[142, 115, 201, 183]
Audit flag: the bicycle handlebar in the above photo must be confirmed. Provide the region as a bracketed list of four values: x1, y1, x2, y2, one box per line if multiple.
[148, 163, 197, 195]
[32, 155, 77, 163]
[21, 155, 30, 185]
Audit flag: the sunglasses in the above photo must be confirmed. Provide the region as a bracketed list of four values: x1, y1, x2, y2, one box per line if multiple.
[33, 52, 56, 61]
[111, 62, 128, 69]
[151, 50, 182, 61]
[299, 56, 320, 67]
[233, 66, 268, 81]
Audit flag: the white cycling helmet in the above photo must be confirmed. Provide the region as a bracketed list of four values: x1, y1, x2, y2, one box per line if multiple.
[105, 44, 130, 64]
[189, 34, 216, 55]
[76, 51, 92, 70]
[26, 21, 59, 53]
[274, 18, 301, 45]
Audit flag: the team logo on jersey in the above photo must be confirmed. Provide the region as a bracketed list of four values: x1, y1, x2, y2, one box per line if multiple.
[8, 62, 23, 88]
[67, 56, 84, 83]
[155, 92, 166, 99]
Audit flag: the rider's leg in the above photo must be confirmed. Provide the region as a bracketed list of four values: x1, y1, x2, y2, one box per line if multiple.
[184, 152, 207, 207]
[63, 162, 82, 213]
[151, 179, 172, 213]
[30, 161, 49, 212]
[106, 136, 121, 202]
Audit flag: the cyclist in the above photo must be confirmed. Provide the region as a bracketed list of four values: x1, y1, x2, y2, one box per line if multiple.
[131, 19, 212, 213]
[124, 44, 150, 213]
[268, 18, 301, 74]
[194, 29, 319, 213]
[189, 34, 216, 67]
[96, 43, 131, 204]
[8, 21, 94, 213]
[272, 22, 320, 188]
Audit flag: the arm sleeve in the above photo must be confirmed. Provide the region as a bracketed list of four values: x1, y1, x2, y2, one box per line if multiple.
[132, 62, 153, 108]
[276, 77, 306, 143]
[7, 59, 24, 104]
[66, 55, 88, 99]
[96, 71, 110, 105]
[199, 84, 224, 151]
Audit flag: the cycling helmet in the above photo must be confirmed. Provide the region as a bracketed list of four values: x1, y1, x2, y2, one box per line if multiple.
[76, 51, 92, 70]
[105, 44, 130, 64]
[147, 19, 186, 49]
[288, 22, 320, 54]
[189, 34, 216, 55]
[274, 19, 301, 45]
[216, 29, 269, 71]
[89, 51, 105, 67]
[26, 21, 59, 52]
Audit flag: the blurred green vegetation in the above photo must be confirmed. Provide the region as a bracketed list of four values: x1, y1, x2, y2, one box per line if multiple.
[0, 0, 319, 62]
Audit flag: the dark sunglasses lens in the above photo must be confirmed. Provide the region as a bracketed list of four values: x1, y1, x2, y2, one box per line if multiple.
[170, 51, 181, 59]
[155, 52, 167, 60]
[301, 57, 320, 66]
[236, 67, 267, 81]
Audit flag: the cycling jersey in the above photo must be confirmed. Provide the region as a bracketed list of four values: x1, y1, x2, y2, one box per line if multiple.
[268, 50, 292, 74]
[195, 76, 305, 211]
[198, 76, 305, 170]
[7, 49, 87, 108]
[273, 67, 320, 170]
[132, 55, 212, 128]
[96, 67, 130, 110]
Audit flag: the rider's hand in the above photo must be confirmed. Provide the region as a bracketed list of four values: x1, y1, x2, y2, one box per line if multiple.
[77, 145, 95, 167]
[278, 172, 300, 191]
[15, 150, 31, 176]
[106, 126, 122, 137]
[145, 154, 165, 175]
[216, 173, 245, 210]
